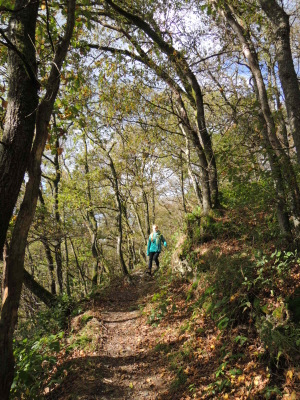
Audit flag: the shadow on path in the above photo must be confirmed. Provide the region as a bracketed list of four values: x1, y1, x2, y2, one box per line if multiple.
[46, 271, 171, 400]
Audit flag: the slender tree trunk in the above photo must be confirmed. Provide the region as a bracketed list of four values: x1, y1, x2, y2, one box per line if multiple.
[183, 135, 203, 206]
[64, 236, 71, 297]
[54, 243, 63, 293]
[116, 204, 129, 276]
[268, 63, 290, 153]
[53, 135, 63, 293]
[130, 237, 136, 266]
[104, 148, 129, 276]
[69, 237, 88, 295]
[257, 112, 292, 236]
[151, 181, 156, 224]
[23, 269, 56, 308]
[38, 190, 56, 294]
[259, 0, 300, 163]
[42, 239, 56, 295]
[142, 189, 151, 236]
[127, 237, 134, 270]
[179, 151, 188, 213]
[193, 88, 219, 209]
[91, 234, 100, 286]
[178, 118, 211, 213]
[26, 245, 35, 275]
[83, 135, 101, 287]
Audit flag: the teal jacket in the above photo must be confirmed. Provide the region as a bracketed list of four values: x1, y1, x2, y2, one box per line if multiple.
[147, 231, 167, 256]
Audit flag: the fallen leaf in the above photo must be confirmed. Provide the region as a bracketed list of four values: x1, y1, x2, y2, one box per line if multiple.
[286, 369, 293, 381]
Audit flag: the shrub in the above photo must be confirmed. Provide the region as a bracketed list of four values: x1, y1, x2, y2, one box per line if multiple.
[11, 332, 65, 399]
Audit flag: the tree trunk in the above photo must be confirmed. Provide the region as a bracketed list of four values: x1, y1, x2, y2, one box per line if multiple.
[151, 182, 156, 224]
[179, 151, 188, 213]
[259, 0, 300, 163]
[69, 237, 88, 295]
[178, 117, 211, 213]
[218, 3, 297, 234]
[53, 135, 63, 293]
[104, 149, 129, 276]
[257, 112, 292, 237]
[38, 190, 56, 295]
[192, 84, 219, 209]
[42, 238, 56, 295]
[0, 2, 75, 397]
[83, 134, 101, 287]
[183, 135, 202, 207]
[23, 269, 56, 308]
[55, 243, 63, 293]
[91, 234, 100, 286]
[64, 237, 71, 297]
[0, 1, 39, 397]
[142, 189, 151, 236]
[269, 63, 290, 153]
[0, 0, 39, 256]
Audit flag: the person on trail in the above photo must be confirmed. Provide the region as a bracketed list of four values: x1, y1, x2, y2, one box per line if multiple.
[146, 224, 167, 276]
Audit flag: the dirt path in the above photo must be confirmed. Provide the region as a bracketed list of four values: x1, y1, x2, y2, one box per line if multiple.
[48, 272, 172, 400]
[95, 273, 169, 400]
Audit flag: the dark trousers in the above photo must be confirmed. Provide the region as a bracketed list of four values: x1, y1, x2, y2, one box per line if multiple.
[148, 252, 160, 273]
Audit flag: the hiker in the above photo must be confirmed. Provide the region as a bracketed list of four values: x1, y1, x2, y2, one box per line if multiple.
[146, 224, 167, 276]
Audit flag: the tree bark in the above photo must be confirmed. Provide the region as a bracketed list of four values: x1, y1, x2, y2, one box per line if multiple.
[142, 189, 151, 236]
[151, 182, 156, 225]
[43, 239, 56, 295]
[38, 190, 56, 295]
[177, 113, 211, 213]
[179, 151, 188, 213]
[53, 135, 63, 293]
[0, 0, 39, 256]
[103, 147, 129, 276]
[69, 237, 88, 295]
[64, 236, 71, 297]
[268, 63, 290, 153]
[23, 269, 56, 308]
[259, 0, 300, 163]
[183, 134, 203, 207]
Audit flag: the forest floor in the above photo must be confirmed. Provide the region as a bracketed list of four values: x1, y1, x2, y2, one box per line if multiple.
[45, 263, 300, 400]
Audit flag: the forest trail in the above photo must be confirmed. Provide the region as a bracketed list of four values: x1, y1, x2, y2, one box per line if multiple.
[96, 273, 169, 400]
[48, 271, 175, 400]
[100, 308, 166, 399]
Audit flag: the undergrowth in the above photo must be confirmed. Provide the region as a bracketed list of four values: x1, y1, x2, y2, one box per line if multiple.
[11, 293, 99, 399]
[147, 207, 300, 399]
